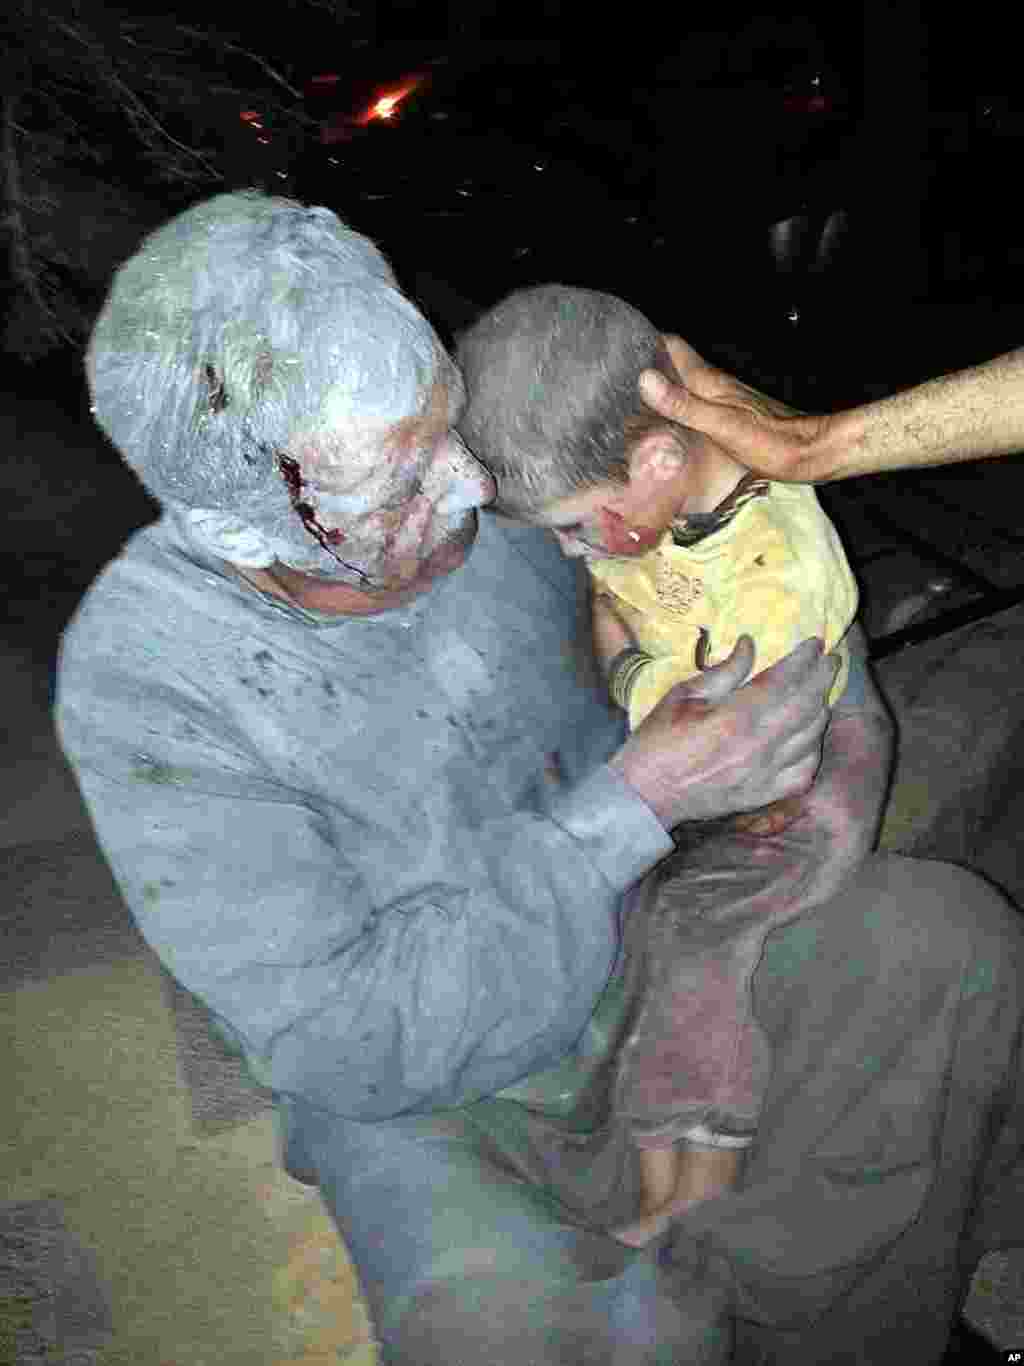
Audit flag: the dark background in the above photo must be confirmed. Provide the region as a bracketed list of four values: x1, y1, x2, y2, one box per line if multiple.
[5, 1, 1024, 411]
[281, 1, 1023, 409]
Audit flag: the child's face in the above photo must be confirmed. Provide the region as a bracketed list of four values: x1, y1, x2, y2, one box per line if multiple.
[533, 480, 679, 561]
[528, 425, 747, 560]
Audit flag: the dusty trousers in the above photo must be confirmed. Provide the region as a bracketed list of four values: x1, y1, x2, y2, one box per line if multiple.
[280, 854, 1024, 1365]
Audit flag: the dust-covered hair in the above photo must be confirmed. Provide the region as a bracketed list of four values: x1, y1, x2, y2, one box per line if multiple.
[86, 191, 456, 572]
[456, 285, 680, 517]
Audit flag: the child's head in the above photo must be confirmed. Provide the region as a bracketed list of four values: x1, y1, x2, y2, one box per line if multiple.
[457, 285, 742, 559]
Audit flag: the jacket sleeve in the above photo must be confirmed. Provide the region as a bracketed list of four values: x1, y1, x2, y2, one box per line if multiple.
[55, 657, 673, 1122]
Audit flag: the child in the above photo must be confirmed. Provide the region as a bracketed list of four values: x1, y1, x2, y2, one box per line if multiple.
[457, 285, 859, 1244]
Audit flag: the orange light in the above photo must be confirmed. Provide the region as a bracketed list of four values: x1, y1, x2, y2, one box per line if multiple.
[240, 110, 261, 122]
[358, 77, 423, 125]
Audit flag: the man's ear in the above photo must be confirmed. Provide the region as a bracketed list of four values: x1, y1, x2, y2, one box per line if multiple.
[627, 429, 689, 489]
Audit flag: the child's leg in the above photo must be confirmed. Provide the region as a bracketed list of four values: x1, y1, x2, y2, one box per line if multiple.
[615, 1141, 744, 1248]
[639, 1141, 744, 1213]
[637, 1145, 680, 1215]
[673, 1142, 743, 1207]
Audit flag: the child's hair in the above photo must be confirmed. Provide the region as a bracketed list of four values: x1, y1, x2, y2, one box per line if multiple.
[456, 285, 682, 517]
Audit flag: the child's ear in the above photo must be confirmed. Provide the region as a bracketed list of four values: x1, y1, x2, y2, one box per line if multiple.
[627, 429, 689, 487]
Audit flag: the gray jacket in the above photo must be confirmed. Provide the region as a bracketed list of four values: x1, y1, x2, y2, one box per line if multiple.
[55, 510, 672, 1120]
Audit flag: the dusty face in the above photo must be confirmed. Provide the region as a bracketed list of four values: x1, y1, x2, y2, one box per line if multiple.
[536, 479, 681, 562]
[534, 428, 747, 562]
[264, 381, 497, 615]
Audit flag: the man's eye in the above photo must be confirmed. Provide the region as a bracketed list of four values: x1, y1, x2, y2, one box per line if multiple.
[556, 523, 583, 535]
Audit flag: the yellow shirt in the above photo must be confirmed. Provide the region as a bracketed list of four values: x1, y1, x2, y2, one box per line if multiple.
[589, 481, 858, 730]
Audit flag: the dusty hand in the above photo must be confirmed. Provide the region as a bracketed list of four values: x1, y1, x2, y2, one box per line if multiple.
[640, 336, 834, 483]
[608, 636, 837, 830]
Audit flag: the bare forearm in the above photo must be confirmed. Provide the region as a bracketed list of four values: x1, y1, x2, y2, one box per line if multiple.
[647, 336, 1024, 485]
[816, 347, 1024, 483]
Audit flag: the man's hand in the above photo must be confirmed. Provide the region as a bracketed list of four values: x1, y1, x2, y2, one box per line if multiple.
[640, 336, 835, 483]
[649, 341, 1024, 483]
[608, 636, 837, 830]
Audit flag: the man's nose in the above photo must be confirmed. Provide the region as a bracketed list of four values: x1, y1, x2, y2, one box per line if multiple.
[456, 441, 498, 506]
[427, 434, 497, 509]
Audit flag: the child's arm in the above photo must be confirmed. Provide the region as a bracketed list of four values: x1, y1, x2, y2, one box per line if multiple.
[592, 588, 700, 725]
[591, 588, 649, 688]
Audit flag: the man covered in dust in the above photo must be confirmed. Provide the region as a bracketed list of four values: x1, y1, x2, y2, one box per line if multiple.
[56, 192, 1024, 1365]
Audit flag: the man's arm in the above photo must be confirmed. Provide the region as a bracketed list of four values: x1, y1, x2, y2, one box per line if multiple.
[640, 336, 1024, 485]
[61, 704, 668, 1123]
[56, 612, 834, 1123]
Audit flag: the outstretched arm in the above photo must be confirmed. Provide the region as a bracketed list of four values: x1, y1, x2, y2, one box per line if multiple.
[641, 336, 1024, 485]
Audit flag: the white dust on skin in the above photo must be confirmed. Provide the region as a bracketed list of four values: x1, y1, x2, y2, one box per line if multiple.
[293, 430, 495, 587]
